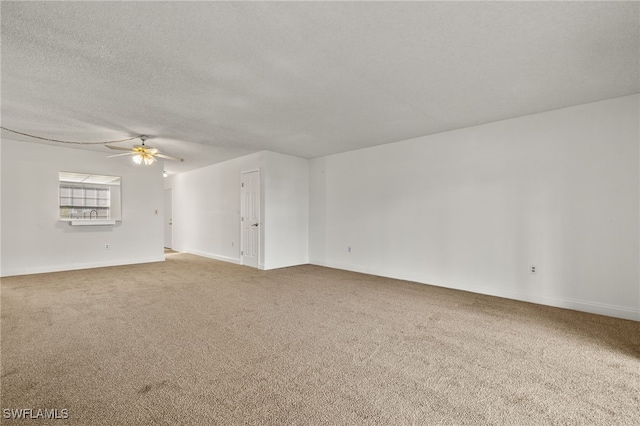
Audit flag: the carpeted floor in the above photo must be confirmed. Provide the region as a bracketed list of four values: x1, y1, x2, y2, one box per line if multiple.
[1, 254, 638, 425]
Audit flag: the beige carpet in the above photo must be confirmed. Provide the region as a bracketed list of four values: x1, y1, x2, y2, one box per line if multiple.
[1, 254, 638, 425]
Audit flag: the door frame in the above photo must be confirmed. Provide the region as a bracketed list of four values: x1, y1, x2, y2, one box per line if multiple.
[240, 169, 261, 268]
[163, 188, 173, 250]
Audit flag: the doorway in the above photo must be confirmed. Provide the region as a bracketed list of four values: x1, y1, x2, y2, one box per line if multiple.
[164, 188, 173, 250]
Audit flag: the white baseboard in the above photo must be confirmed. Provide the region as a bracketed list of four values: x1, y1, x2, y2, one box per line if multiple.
[432, 277, 640, 322]
[309, 259, 640, 322]
[1, 256, 165, 278]
[262, 260, 309, 270]
[181, 249, 242, 265]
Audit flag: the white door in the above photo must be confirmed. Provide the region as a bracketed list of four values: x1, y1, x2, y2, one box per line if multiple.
[164, 189, 173, 249]
[241, 171, 260, 268]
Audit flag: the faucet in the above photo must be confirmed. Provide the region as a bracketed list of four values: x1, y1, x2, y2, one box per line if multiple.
[90, 209, 98, 219]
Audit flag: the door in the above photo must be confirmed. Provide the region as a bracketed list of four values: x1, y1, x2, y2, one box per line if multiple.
[241, 170, 260, 268]
[164, 189, 173, 249]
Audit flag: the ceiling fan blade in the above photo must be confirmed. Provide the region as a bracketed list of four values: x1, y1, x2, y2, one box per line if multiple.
[156, 152, 185, 162]
[146, 148, 158, 154]
[107, 152, 136, 158]
[105, 144, 133, 151]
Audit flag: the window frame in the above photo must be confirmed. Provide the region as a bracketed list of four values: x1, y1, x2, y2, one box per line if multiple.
[58, 172, 122, 222]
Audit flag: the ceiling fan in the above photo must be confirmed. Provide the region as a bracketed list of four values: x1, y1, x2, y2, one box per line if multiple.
[106, 135, 184, 165]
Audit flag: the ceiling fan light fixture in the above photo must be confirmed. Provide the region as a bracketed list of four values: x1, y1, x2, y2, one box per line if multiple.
[132, 152, 155, 165]
[106, 134, 183, 165]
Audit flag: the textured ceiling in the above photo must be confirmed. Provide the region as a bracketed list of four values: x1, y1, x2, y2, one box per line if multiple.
[2, 1, 639, 173]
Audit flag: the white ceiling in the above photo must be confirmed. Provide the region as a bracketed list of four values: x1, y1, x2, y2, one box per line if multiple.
[2, 1, 638, 173]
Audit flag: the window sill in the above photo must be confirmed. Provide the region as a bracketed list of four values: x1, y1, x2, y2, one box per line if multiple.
[69, 220, 117, 226]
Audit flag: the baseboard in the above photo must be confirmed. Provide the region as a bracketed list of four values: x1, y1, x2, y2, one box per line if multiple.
[182, 249, 242, 265]
[1, 256, 165, 278]
[431, 277, 640, 322]
[262, 260, 309, 270]
[309, 259, 640, 322]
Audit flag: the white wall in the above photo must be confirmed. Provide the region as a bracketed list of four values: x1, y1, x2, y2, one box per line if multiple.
[263, 151, 309, 269]
[172, 152, 263, 264]
[1, 139, 165, 277]
[171, 150, 309, 269]
[310, 95, 640, 321]
[0, 138, 3, 275]
[163, 173, 176, 190]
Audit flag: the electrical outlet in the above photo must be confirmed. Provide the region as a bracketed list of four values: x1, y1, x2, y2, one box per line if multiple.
[530, 265, 537, 274]
[347, 246, 352, 253]
[105, 244, 110, 250]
